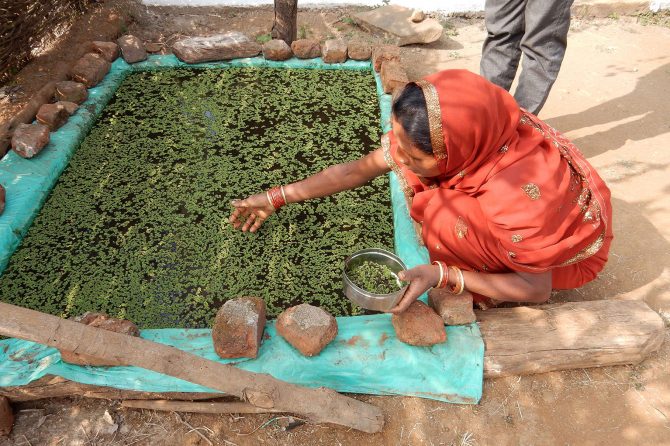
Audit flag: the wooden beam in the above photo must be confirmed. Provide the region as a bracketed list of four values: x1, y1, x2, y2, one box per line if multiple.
[0, 300, 664, 403]
[478, 300, 664, 378]
[271, 0, 298, 44]
[121, 399, 284, 414]
[0, 302, 384, 433]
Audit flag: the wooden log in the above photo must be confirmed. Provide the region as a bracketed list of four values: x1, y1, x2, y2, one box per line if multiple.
[478, 300, 665, 378]
[271, 0, 298, 44]
[121, 399, 284, 414]
[0, 302, 384, 433]
[0, 300, 663, 403]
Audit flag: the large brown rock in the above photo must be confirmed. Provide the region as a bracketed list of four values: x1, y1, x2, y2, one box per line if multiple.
[36, 103, 70, 130]
[428, 289, 477, 325]
[380, 60, 409, 94]
[354, 5, 443, 46]
[392, 301, 446, 346]
[11, 123, 50, 159]
[58, 101, 79, 115]
[71, 52, 111, 87]
[212, 297, 266, 359]
[58, 312, 140, 366]
[117, 34, 147, 63]
[90, 40, 120, 62]
[291, 39, 321, 59]
[322, 39, 348, 64]
[263, 39, 293, 61]
[0, 396, 13, 436]
[276, 304, 338, 356]
[372, 45, 401, 72]
[347, 40, 372, 61]
[172, 33, 261, 63]
[55, 81, 88, 104]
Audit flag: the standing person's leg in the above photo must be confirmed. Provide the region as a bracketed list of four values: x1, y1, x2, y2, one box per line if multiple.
[480, 0, 527, 91]
[514, 0, 574, 114]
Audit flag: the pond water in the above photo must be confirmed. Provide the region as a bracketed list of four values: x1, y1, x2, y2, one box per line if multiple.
[0, 67, 394, 328]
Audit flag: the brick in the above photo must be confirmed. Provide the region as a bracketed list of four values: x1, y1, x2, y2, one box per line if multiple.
[36, 103, 70, 130]
[55, 81, 88, 104]
[276, 303, 338, 356]
[372, 44, 400, 72]
[322, 39, 347, 64]
[392, 301, 446, 346]
[212, 296, 266, 359]
[11, 123, 50, 159]
[380, 60, 408, 94]
[71, 52, 111, 87]
[263, 39, 293, 61]
[428, 289, 476, 325]
[90, 40, 120, 62]
[117, 34, 147, 64]
[347, 40, 372, 61]
[290, 39, 321, 59]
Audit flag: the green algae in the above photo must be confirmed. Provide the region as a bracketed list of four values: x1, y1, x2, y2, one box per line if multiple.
[0, 67, 392, 328]
[348, 261, 403, 295]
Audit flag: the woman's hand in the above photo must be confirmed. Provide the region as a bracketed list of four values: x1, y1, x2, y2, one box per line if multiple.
[388, 264, 441, 314]
[229, 193, 276, 233]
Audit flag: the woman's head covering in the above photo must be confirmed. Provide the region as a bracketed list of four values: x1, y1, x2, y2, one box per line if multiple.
[384, 69, 612, 289]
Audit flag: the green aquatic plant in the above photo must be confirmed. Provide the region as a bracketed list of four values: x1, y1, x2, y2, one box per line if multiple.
[0, 67, 392, 327]
[348, 261, 403, 294]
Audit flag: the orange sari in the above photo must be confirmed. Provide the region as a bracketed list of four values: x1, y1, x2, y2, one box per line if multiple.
[383, 70, 613, 303]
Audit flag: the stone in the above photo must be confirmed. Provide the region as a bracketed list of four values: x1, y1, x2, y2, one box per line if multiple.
[354, 5, 443, 46]
[0, 396, 13, 436]
[391, 301, 446, 346]
[0, 184, 5, 215]
[172, 32, 261, 64]
[55, 81, 88, 104]
[372, 45, 401, 72]
[276, 303, 338, 356]
[290, 39, 321, 59]
[380, 60, 409, 94]
[90, 40, 120, 62]
[117, 35, 147, 63]
[212, 296, 266, 359]
[36, 103, 70, 130]
[11, 123, 50, 159]
[71, 52, 111, 88]
[59, 101, 79, 115]
[347, 40, 372, 61]
[322, 39, 348, 64]
[262, 39, 293, 61]
[410, 9, 426, 23]
[428, 289, 477, 325]
[145, 42, 164, 53]
[58, 312, 140, 366]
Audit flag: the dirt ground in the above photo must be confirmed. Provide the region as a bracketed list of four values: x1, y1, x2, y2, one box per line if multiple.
[1, 2, 670, 445]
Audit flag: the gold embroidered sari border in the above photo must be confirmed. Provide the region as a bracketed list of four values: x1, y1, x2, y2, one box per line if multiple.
[416, 80, 447, 160]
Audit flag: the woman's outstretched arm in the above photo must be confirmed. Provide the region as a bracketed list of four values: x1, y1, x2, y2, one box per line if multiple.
[229, 147, 391, 233]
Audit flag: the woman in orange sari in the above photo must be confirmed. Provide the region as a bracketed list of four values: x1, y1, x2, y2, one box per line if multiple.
[229, 69, 613, 312]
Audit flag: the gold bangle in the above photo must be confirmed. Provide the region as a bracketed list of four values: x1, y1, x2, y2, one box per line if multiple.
[280, 185, 287, 204]
[266, 190, 273, 206]
[454, 267, 465, 295]
[432, 261, 444, 288]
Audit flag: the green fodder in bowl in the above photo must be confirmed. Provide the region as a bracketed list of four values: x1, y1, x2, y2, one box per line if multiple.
[348, 261, 404, 294]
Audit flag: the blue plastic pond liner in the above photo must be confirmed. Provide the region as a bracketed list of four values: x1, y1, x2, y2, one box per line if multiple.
[0, 55, 484, 404]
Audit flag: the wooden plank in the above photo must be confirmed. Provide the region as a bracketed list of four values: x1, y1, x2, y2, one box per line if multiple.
[0, 302, 384, 433]
[478, 300, 665, 378]
[0, 300, 664, 403]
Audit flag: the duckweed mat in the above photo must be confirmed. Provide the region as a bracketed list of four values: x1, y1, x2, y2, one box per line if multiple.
[0, 67, 392, 328]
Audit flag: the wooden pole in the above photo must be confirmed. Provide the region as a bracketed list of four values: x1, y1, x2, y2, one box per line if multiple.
[271, 0, 298, 44]
[121, 399, 284, 414]
[0, 302, 384, 433]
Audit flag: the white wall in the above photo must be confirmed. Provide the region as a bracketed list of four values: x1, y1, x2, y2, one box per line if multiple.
[141, 0, 668, 13]
[141, 0, 485, 13]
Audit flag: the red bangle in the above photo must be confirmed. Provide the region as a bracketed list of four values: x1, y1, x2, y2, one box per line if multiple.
[267, 186, 286, 210]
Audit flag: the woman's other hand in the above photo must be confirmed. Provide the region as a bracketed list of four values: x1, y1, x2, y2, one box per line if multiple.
[388, 264, 441, 314]
[229, 193, 275, 233]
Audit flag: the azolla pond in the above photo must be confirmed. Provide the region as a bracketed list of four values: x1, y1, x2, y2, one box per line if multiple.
[0, 67, 397, 328]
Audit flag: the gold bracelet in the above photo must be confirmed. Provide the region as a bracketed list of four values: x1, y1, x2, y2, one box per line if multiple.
[454, 267, 465, 295]
[280, 185, 287, 204]
[432, 261, 444, 288]
[266, 190, 273, 206]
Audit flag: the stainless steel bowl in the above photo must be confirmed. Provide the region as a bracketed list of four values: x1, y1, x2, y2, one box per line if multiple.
[343, 248, 408, 312]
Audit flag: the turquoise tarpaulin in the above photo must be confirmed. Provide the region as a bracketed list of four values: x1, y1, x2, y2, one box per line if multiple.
[0, 55, 484, 404]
